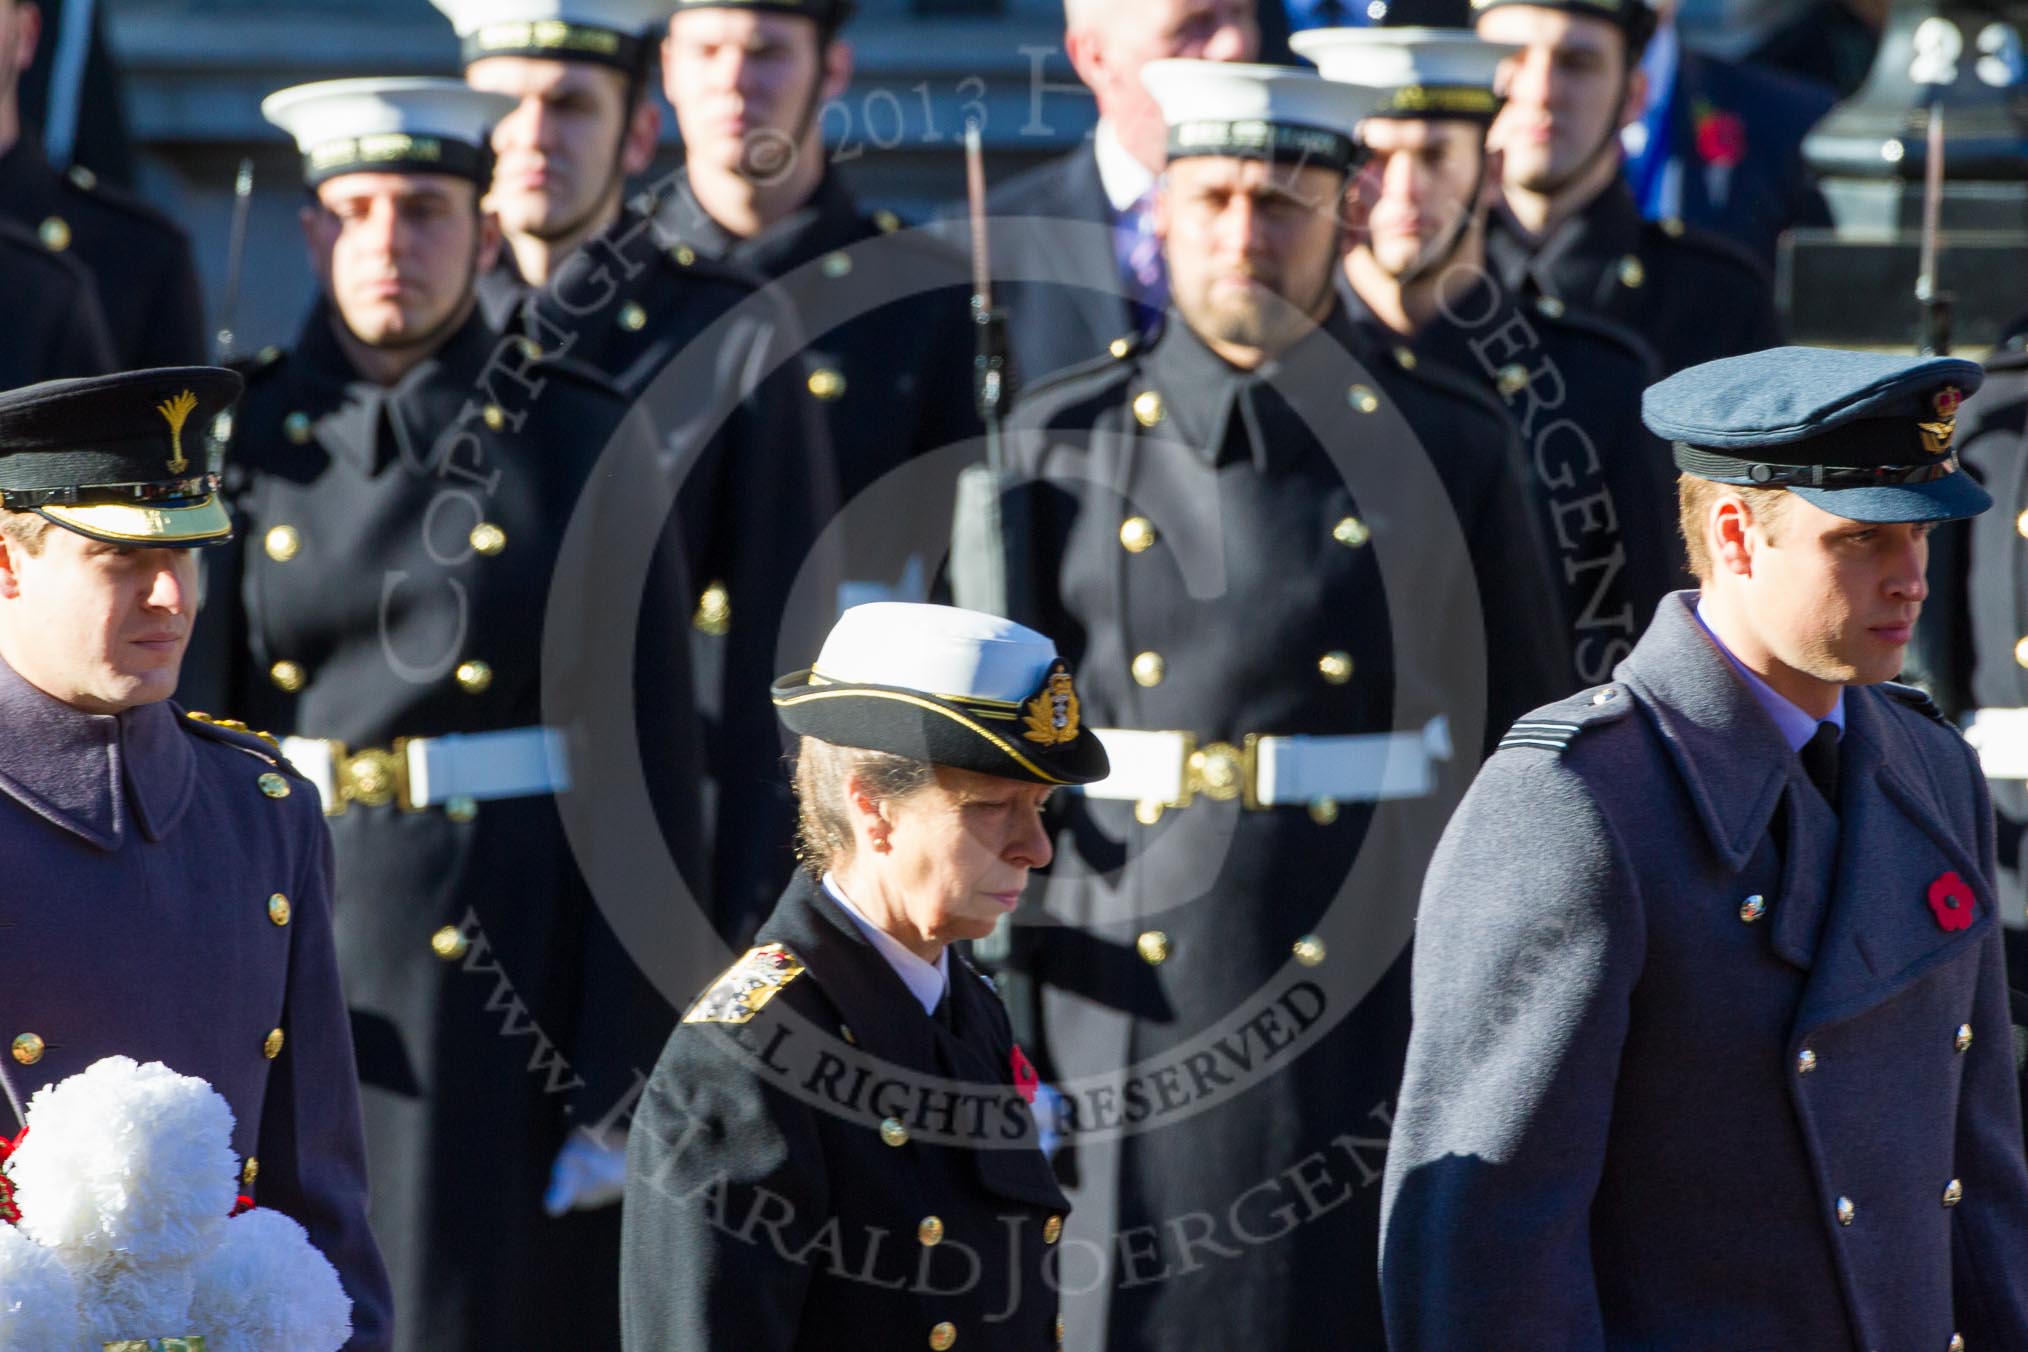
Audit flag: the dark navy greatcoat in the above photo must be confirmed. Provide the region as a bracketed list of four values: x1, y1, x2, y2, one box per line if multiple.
[192, 303, 684, 1352]
[1485, 179, 1780, 377]
[994, 303, 1567, 1351]
[622, 874, 1070, 1352]
[0, 657, 392, 1351]
[1342, 271, 1684, 688]
[1383, 592, 2028, 1351]
[0, 135, 207, 369]
[0, 216, 115, 387]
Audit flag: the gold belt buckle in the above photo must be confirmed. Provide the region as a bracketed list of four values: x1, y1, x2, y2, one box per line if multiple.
[1139, 733, 1262, 825]
[327, 739, 416, 814]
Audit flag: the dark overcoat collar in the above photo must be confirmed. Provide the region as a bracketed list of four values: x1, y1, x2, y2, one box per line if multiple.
[0, 655, 194, 850]
[291, 301, 497, 475]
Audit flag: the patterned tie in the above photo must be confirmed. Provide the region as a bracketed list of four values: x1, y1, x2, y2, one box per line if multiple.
[1121, 188, 1168, 332]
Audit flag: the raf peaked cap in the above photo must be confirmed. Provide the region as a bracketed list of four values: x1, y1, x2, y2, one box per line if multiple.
[431, 0, 671, 71]
[772, 603, 1111, 786]
[263, 77, 516, 187]
[1293, 27, 1518, 123]
[1143, 59, 1382, 176]
[1643, 346, 1993, 523]
[0, 367, 242, 546]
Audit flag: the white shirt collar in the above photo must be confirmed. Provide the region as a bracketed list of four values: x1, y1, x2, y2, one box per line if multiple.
[822, 873, 950, 1016]
[1093, 119, 1158, 215]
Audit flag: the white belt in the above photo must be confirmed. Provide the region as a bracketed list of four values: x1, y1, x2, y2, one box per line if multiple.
[1965, 708, 2028, 779]
[279, 728, 571, 816]
[1083, 717, 1453, 812]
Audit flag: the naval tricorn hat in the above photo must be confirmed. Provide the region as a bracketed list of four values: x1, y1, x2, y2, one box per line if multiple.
[1643, 346, 1993, 524]
[0, 367, 242, 547]
[773, 603, 1111, 786]
[431, 0, 670, 72]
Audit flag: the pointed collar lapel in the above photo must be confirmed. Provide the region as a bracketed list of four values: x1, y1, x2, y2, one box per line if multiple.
[760, 875, 940, 1068]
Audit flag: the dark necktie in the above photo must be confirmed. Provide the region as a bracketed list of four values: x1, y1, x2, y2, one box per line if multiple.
[933, 988, 955, 1034]
[1800, 721, 1841, 809]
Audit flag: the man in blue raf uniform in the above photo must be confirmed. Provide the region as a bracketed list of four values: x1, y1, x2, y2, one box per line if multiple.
[191, 77, 679, 1352]
[1302, 24, 1683, 686]
[0, 367, 391, 1349]
[1383, 347, 2028, 1350]
[997, 59, 1565, 1352]
[1476, 0, 1779, 375]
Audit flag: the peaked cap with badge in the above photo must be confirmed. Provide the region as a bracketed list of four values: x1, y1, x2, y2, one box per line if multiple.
[431, 0, 670, 70]
[1141, 58, 1383, 175]
[1293, 26, 1517, 122]
[262, 77, 516, 187]
[0, 366, 241, 546]
[1645, 346, 1992, 523]
[772, 602, 1111, 787]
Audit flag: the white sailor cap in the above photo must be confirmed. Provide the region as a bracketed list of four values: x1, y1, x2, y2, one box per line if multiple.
[1292, 28, 1517, 122]
[772, 603, 1110, 786]
[263, 77, 516, 186]
[1141, 60, 1382, 175]
[430, 0, 670, 70]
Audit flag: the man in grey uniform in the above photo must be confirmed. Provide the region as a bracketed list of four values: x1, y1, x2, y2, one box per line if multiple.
[1383, 346, 2028, 1350]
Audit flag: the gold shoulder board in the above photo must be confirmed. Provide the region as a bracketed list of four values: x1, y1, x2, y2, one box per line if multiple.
[684, 943, 807, 1025]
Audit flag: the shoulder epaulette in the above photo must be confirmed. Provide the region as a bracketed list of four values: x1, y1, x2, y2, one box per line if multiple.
[180, 710, 284, 757]
[683, 943, 808, 1025]
[1009, 341, 1140, 417]
[60, 164, 189, 240]
[1881, 680, 1955, 729]
[1387, 345, 1513, 429]
[1644, 216, 1771, 284]
[1497, 684, 1635, 755]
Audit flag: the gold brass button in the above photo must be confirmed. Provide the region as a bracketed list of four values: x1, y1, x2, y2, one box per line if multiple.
[1347, 384, 1380, 414]
[1131, 651, 1166, 688]
[1056, 1316, 1066, 1343]
[694, 581, 731, 636]
[2016, 509, 2028, 540]
[469, 523, 508, 556]
[11, 1033, 45, 1066]
[1319, 651, 1354, 685]
[38, 215, 70, 251]
[242, 1157, 259, 1186]
[1740, 895, 1767, 923]
[431, 926, 470, 961]
[1835, 1196, 1855, 1226]
[672, 244, 698, 266]
[1496, 363, 1529, 397]
[445, 797, 479, 824]
[1110, 337, 1133, 359]
[1137, 930, 1171, 965]
[270, 661, 307, 694]
[2016, 637, 2028, 669]
[1043, 1214, 1064, 1244]
[1119, 517, 1157, 553]
[1950, 1334, 1966, 1352]
[1393, 346, 1418, 371]
[1957, 1023, 1975, 1053]
[284, 412, 314, 445]
[264, 525, 302, 562]
[1797, 1048, 1818, 1075]
[1944, 1178, 1964, 1207]
[918, 1216, 945, 1246]
[875, 209, 902, 233]
[821, 251, 853, 279]
[929, 1322, 957, 1351]
[1660, 217, 1686, 238]
[1133, 390, 1165, 427]
[268, 893, 292, 927]
[1308, 798, 1340, 826]
[482, 404, 507, 431]
[1292, 935, 1327, 967]
[516, 336, 542, 361]
[257, 773, 291, 799]
[618, 302, 648, 331]
[880, 1117, 910, 1148]
[67, 164, 96, 190]
[840, 1024, 857, 1045]
[1134, 800, 1165, 827]
[1333, 516, 1370, 549]
[455, 661, 494, 694]
[808, 368, 847, 401]
[263, 1028, 285, 1060]
[1617, 255, 1646, 289]
[1535, 296, 1566, 319]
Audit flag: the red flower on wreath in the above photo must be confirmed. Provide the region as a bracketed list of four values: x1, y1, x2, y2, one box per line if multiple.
[231, 1194, 258, 1217]
[1010, 1044, 1040, 1105]
[0, 1126, 26, 1226]
[1695, 107, 1748, 171]
[1928, 871, 1978, 932]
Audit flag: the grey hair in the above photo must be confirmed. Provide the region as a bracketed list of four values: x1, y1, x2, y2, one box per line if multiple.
[791, 736, 938, 879]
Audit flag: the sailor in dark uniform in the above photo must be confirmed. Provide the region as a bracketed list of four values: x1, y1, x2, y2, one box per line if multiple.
[0, 0, 205, 368]
[1384, 346, 2028, 1350]
[194, 77, 677, 1352]
[0, 215, 115, 386]
[434, 0, 842, 939]
[1475, 0, 1780, 375]
[995, 60, 1565, 1352]
[0, 367, 391, 1350]
[1301, 24, 1683, 686]
[655, 0, 980, 603]
[623, 601, 1100, 1352]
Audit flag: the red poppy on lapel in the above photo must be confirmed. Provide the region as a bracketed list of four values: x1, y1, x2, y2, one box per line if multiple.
[1011, 1044, 1040, 1105]
[1928, 871, 1977, 931]
[1695, 105, 1747, 170]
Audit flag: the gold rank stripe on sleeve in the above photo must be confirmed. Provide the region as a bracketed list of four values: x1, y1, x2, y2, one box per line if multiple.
[684, 944, 808, 1025]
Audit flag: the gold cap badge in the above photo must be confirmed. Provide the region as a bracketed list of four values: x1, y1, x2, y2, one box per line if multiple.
[1920, 385, 1964, 457]
[157, 390, 199, 474]
[1022, 660, 1082, 748]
